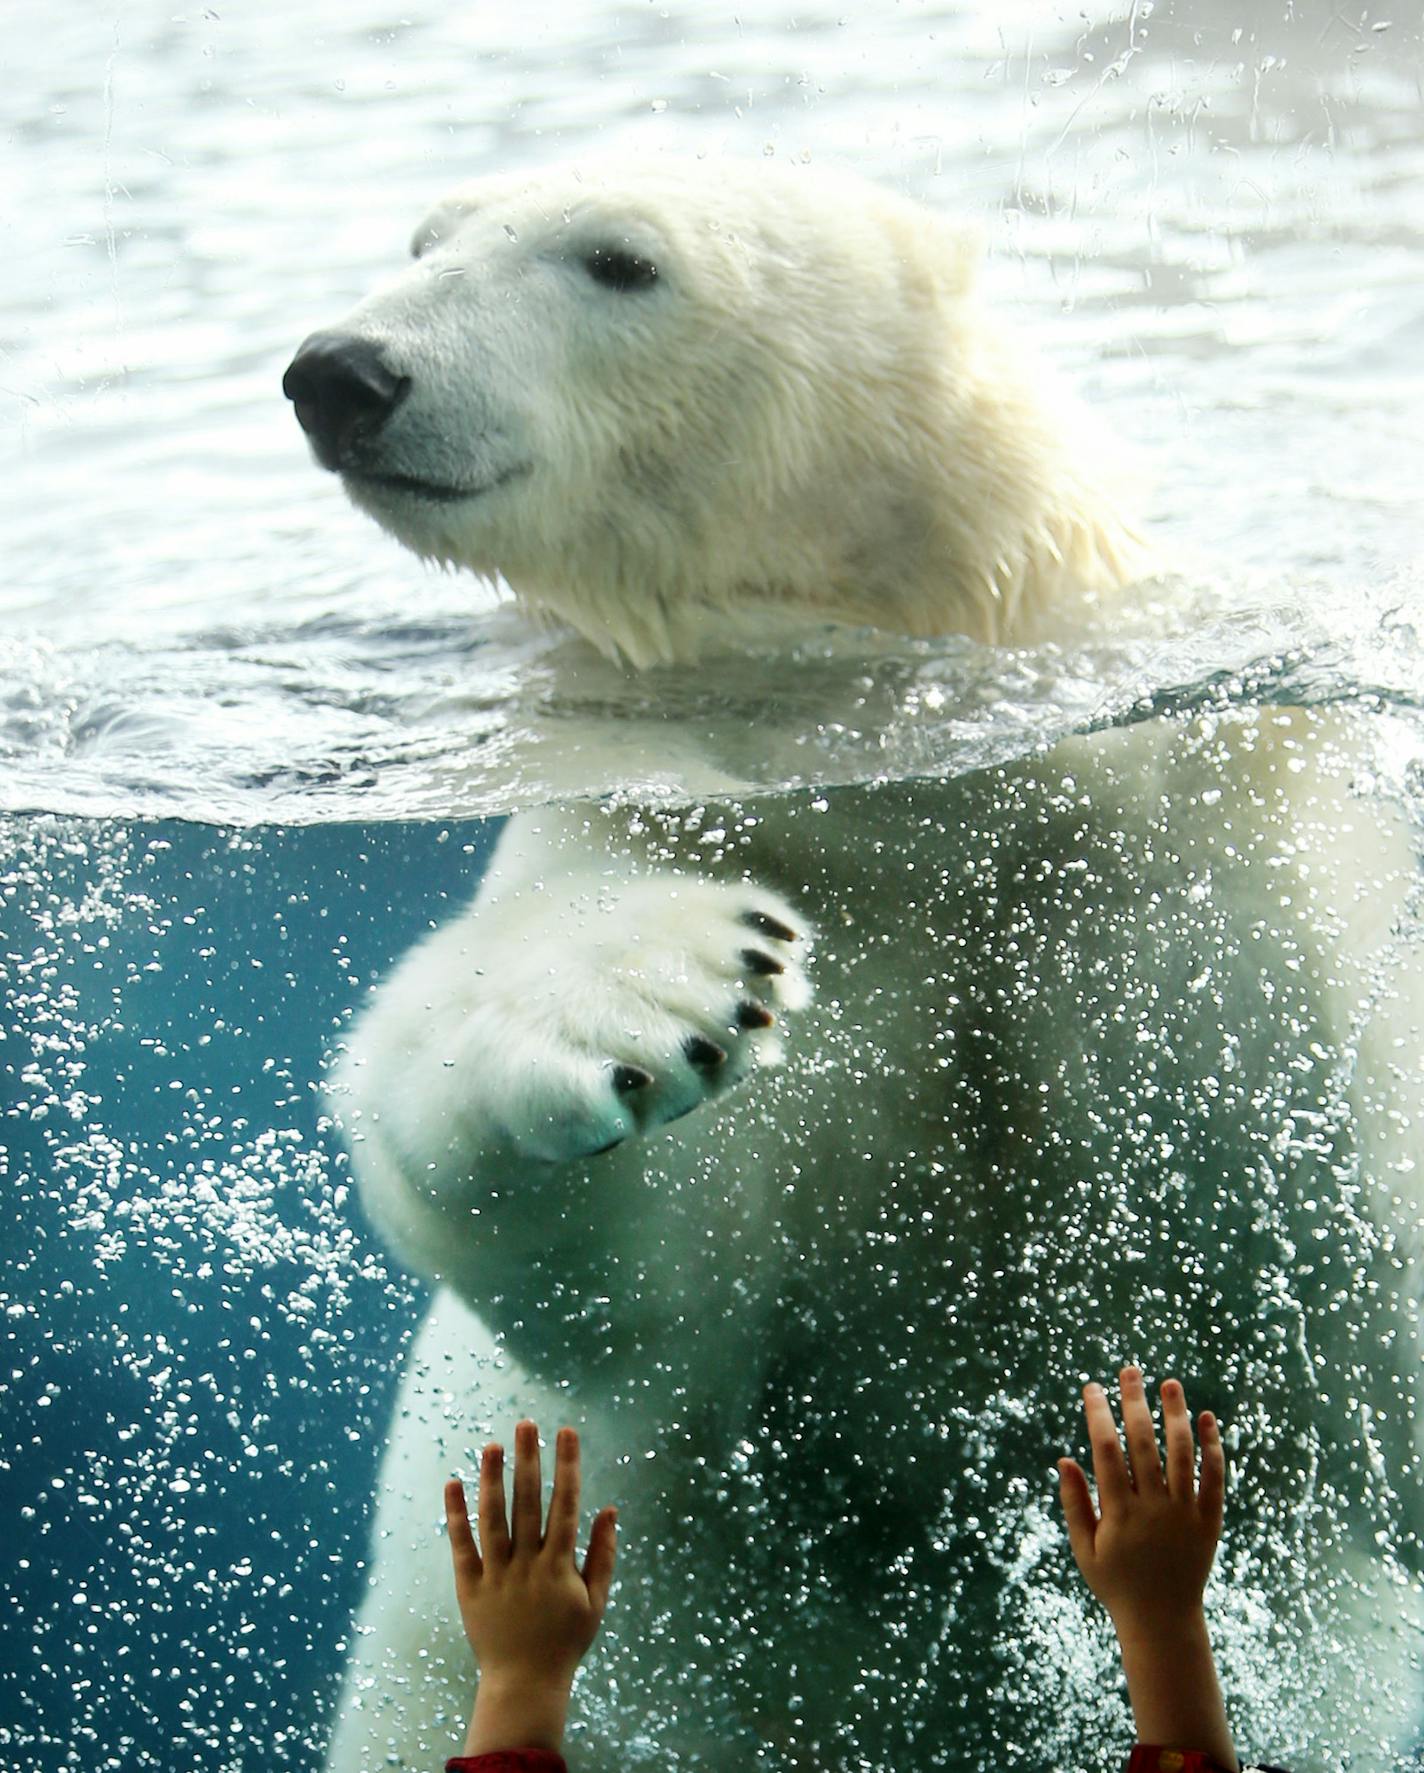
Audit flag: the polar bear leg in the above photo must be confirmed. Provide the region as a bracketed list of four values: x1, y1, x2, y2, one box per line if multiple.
[334, 851, 811, 1290]
[325, 1294, 522, 1770]
[324, 1291, 643, 1771]
[325, 1289, 774, 1773]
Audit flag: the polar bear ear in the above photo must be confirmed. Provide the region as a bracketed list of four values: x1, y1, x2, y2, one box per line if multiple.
[880, 197, 986, 308]
[923, 214, 988, 302]
[410, 199, 477, 260]
[955, 218, 988, 288]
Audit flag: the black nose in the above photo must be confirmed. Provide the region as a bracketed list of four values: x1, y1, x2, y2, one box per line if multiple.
[282, 332, 411, 471]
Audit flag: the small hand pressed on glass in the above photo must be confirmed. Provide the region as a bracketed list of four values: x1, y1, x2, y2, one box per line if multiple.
[445, 1419, 617, 1759]
[1057, 1364, 1225, 1629]
[1058, 1365, 1237, 1773]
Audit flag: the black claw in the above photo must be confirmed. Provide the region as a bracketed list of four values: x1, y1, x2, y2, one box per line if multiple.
[743, 909, 798, 944]
[610, 1063, 654, 1095]
[683, 1034, 729, 1070]
[735, 999, 775, 1030]
[740, 947, 785, 977]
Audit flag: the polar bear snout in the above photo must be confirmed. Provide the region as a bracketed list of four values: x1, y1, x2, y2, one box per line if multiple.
[283, 331, 411, 473]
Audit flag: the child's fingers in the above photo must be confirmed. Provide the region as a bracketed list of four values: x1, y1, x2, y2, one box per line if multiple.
[543, 1426, 582, 1563]
[1160, 1379, 1195, 1501]
[1119, 1366, 1163, 1491]
[1056, 1458, 1099, 1569]
[444, 1477, 483, 1583]
[1082, 1382, 1132, 1516]
[581, 1505, 619, 1622]
[1196, 1410, 1226, 1535]
[478, 1441, 510, 1562]
[511, 1418, 543, 1557]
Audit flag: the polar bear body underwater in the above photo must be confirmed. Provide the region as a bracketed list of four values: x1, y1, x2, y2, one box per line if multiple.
[284, 161, 1424, 1769]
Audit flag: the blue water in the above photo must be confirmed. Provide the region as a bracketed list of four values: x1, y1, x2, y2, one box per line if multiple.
[1, 819, 496, 1767]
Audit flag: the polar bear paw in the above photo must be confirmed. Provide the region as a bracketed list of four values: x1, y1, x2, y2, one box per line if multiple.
[454, 876, 813, 1166]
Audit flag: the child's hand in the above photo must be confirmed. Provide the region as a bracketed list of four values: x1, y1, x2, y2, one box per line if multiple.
[1057, 1365, 1225, 1641]
[446, 1419, 617, 1756]
[1058, 1367, 1237, 1769]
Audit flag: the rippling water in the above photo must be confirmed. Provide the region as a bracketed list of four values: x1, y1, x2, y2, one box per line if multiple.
[4, 4, 1424, 1770]
[4, 0, 1421, 819]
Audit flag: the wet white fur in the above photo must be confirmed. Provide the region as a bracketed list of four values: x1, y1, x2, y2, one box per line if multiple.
[329, 159, 1142, 668]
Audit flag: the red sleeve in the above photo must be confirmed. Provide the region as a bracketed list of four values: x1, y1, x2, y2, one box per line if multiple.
[1127, 1753, 1232, 1773]
[1125, 1751, 1290, 1773]
[445, 1753, 568, 1773]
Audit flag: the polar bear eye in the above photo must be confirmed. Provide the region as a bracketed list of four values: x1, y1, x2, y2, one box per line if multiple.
[582, 247, 660, 293]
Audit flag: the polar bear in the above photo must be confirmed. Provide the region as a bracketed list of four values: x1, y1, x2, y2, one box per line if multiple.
[284, 161, 1424, 1770]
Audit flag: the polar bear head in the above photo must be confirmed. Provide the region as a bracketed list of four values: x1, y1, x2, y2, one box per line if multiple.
[284, 158, 1140, 668]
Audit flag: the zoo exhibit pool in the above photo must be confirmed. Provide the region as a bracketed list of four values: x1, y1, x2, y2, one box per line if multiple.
[3, 1, 1424, 1768]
